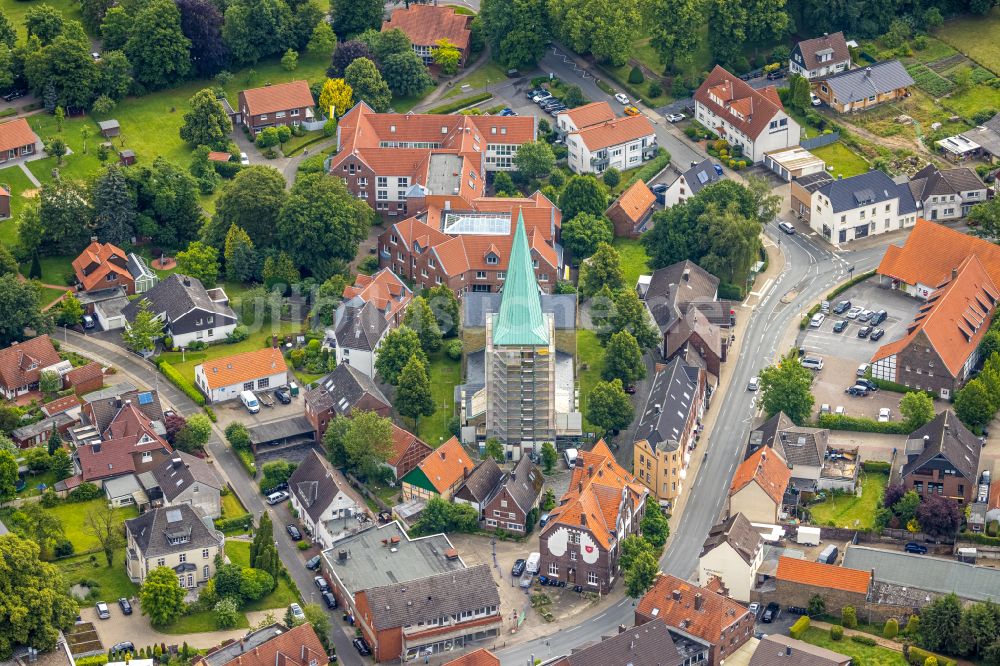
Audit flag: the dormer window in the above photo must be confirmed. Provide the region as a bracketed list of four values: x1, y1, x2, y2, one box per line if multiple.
[486, 254, 498, 265]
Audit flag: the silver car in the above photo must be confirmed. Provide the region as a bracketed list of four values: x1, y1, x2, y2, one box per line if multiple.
[845, 306, 863, 319]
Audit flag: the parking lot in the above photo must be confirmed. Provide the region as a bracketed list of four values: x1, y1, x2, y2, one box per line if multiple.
[212, 391, 306, 430]
[798, 281, 922, 420]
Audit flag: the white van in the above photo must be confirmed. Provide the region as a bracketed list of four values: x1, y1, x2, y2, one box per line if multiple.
[564, 447, 579, 468]
[525, 552, 541, 574]
[240, 390, 260, 414]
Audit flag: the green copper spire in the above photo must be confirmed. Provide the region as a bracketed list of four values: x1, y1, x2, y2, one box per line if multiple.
[492, 210, 549, 347]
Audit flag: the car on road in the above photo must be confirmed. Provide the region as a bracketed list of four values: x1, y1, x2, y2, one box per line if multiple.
[870, 309, 888, 326]
[286, 524, 302, 540]
[352, 638, 372, 657]
[666, 112, 686, 123]
[314, 575, 329, 591]
[778, 221, 796, 234]
[614, 93, 630, 104]
[748, 602, 760, 617]
[747, 376, 760, 392]
[274, 387, 291, 404]
[306, 555, 322, 570]
[905, 542, 928, 554]
[118, 598, 132, 615]
[239, 152, 249, 166]
[766, 69, 785, 80]
[870, 328, 885, 341]
[833, 320, 848, 333]
[266, 490, 290, 505]
[810, 313, 825, 328]
[857, 326, 872, 338]
[2, 89, 25, 102]
[96, 602, 110, 619]
[820, 404, 831, 414]
[810, 92, 821, 106]
[878, 408, 891, 423]
[845, 385, 870, 397]
[322, 591, 337, 609]
[110, 642, 135, 655]
[762, 602, 780, 623]
[833, 300, 851, 314]
[845, 306, 863, 319]
[289, 603, 305, 622]
[624, 106, 641, 116]
[857, 309, 874, 322]
[511, 558, 527, 577]
[856, 378, 878, 391]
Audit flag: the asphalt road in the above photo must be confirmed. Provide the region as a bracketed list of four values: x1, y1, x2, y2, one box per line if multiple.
[58, 331, 364, 666]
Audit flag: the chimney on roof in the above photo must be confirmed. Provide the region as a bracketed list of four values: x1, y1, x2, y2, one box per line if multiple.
[672, 589, 681, 601]
[464, 466, 470, 479]
[578, 481, 583, 493]
[682, 269, 690, 281]
[694, 593, 704, 611]
[823, 32, 828, 37]
[183, 276, 191, 287]
[580, 513, 587, 526]
[865, 67, 872, 76]
[91, 236, 98, 243]
[953, 267, 958, 280]
[786, 646, 792, 656]
[587, 465, 594, 477]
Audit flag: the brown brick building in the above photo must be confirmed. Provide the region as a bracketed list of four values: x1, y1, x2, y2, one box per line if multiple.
[480, 455, 544, 533]
[606, 179, 656, 239]
[385, 424, 433, 481]
[762, 557, 871, 617]
[383, 4, 473, 67]
[303, 363, 391, 441]
[238, 80, 315, 136]
[901, 409, 982, 505]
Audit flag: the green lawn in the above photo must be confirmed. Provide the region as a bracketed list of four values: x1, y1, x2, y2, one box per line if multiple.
[223, 541, 300, 611]
[158, 321, 300, 384]
[799, 628, 906, 665]
[0, 165, 40, 246]
[612, 238, 651, 290]
[57, 549, 139, 601]
[577, 329, 606, 434]
[0, 498, 139, 555]
[415, 349, 461, 447]
[280, 130, 324, 156]
[220, 491, 249, 522]
[443, 61, 509, 99]
[810, 142, 869, 179]
[808, 472, 888, 529]
[17, 469, 59, 498]
[0, 0, 88, 38]
[159, 609, 250, 634]
[937, 7, 1000, 74]
[943, 84, 1000, 120]
[18, 255, 75, 287]
[26, 114, 107, 187]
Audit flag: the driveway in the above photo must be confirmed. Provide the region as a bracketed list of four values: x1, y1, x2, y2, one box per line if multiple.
[80, 607, 278, 650]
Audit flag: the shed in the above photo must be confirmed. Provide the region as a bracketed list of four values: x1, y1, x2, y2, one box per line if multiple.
[118, 149, 135, 166]
[97, 120, 120, 138]
[207, 151, 232, 163]
[765, 146, 827, 181]
[0, 183, 9, 219]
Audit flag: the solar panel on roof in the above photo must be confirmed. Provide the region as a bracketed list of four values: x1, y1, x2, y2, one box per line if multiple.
[137, 391, 153, 405]
[165, 508, 182, 523]
[696, 170, 709, 184]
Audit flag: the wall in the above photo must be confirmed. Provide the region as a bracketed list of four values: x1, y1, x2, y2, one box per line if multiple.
[729, 483, 777, 524]
[698, 542, 754, 602]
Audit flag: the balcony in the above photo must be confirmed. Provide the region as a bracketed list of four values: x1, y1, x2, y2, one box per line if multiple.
[642, 143, 659, 159]
[590, 155, 609, 169]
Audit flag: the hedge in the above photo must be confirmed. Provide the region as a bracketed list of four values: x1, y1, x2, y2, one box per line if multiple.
[826, 269, 876, 300]
[818, 413, 910, 434]
[905, 646, 956, 666]
[862, 460, 891, 473]
[204, 406, 217, 422]
[718, 283, 744, 301]
[623, 148, 671, 190]
[214, 514, 253, 533]
[958, 531, 1000, 546]
[0, 107, 16, 118]
[157, 360, 206, 406]
[236, 448, 256, 477]
[850, 635, 877, 646]
[283, 134, 329, 157]
[789, 616, 810, 639]
[427, 93, 492, 114]
[76, 656, 108, 666]
[800, 302, 822, 329]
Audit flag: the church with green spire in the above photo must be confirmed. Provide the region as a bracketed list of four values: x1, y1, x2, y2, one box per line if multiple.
[485, 211, 557, 445]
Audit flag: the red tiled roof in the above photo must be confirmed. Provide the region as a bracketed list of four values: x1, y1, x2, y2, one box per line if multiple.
[877, 218, 1000, 290]
[636, 574, 751, 643]
[729, 447, 791, 505]
[199, 624, 327, 666]
[198, 347, 288, 390]
[0, 118, 39, 153]
[989, 479, 1000, 511]
[872, 254, 998, 377]
[72, 241, 131, 292]
[387, 423, 432, 467]
[571, 115, 655, 152]
[384, 4, 472, 50]
[0, 335, 61, 392]
[342, 268, 413, 321]
[441, 649, 500, 666]
[207, 151, 231, 162]
[241, 80, 314, 117]
[414, 436, 474, 494]
[41, 394, 81, 417]
[609, 179, 656, 225]
[694, 66, 786, 141]
[561, 101, 616, 130]
[776, 557, 870, 593]
[78, 403, 172, 482]
[66, 362, 103, 387]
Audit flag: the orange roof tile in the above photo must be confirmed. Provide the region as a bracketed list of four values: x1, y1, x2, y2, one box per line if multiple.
[571, 115, 655, 152]
[41, 393, 81, 417]
[729, 448, 791, 505]
[0, 335, 61, 392]
[384, 4, 472, 51]
[387, 423, 432, 467]
[989, 479, 1000, 511]
[197, 623, 327, 666]
[561, 101, 616, 130]
[198, 347, 288, 390]
[775, 557, 870, 594]
[342, 268, 412, 322]
[72, 241, 131, 292]
[609, 179, 656, 225]
[636, 574, 752, 643]
[877, 218, 1000, 290]
[0, 118, 39, 153]
[207, 151, 231, 162]
[694, 66, 786, 141]
[416, 436, 474, 494]
[441, 649, 500, 666]
[241, 80, 314, 117]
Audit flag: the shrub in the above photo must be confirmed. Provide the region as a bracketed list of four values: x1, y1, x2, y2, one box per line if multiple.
[830, 625, 844, 640]
[841, 606, 858, 629]
[628, 66, 645, 84]
[789, 616, 810, 639]
[427, 93, 492, 114]
[69, 482, 102, 501]
[863, 460, 891, 473]
[904, 647, 955, 666]
[297, 541, 309, 550]
[158, 361, 206, 406]
[670, 78, 687, 97]
[602, 168, 620, 188]
[446, 339, 463, 360]
[882, 617, 899, 639]
[214, 515, 253, 533]
[227, 325, 250, 343]
[54, 538, 75, 557]
[850, 635, 877, 646]
[213, 597, 241, 629]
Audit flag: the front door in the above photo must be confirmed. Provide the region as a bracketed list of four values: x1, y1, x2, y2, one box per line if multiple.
[931, 209, 938, 220]
[567, 567, 576, 584]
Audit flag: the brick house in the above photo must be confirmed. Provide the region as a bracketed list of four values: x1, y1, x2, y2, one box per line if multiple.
[193, 623, 327, 666]
[340, 268, 413, 328]
[383, 4, 473, 66]
[635, 573, 754, 666]
[303, 363, 391, 441]
[480, 455, 543, 533]
[0, 335, 65, 400]
[813, 61, 914, 113]
[72, 241, 136, 295]
[330, 103, 535, 219]
[547, 618, 686, 666]
[64, 362, 104, 395]
[769, 557, 871, 616]
[0, 118, 40, 163]
[238, 80, 315, 136]
[441, 649, 499, 666]
[606, 179, 656, 239]
[538, 440, 648, 593]
[453, 458, 504, 513]
[871, 254, 998, 398]
[385, 424, 433, 481]
[727, 448, 791, 524]
[901, 410, 981, 505]
[401, 436, 474, 501]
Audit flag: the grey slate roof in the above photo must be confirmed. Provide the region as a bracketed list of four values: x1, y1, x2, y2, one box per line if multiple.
[501, 456, 543, 512]
[304, 363, 390, 416]
[746, 412, 795, 458]
[642, 260, 720, 331]
[749, 635, 851, 666]
[553, 618, 683, 666]
[634, 358, 701, 452]
[792, 32, 851, 69]
[820, 60, 914, 105]
[122, 274, 236, 324]
[334, 301, 387, 352]
[463, 293, 577, 329]
[361, 564, 500, 631]
[844, 545, 1000, 602]
[454, 458, 503, 504]
[97, 120, 120, 131]
[11, 413, 74, 441]
[288, 449, 343, 523]
[775, 427, 828, 467]
[700, 512, 762, 564]
[149, 451, 221, 501]
[247, 415, 314, 447]
[82, 384, 163, 433]
[902, 409, 981, 482]
[985, 112, 1000, 135]
[909, 164, 986, 202]
[679, 159, 725, 197]
[816, 170, 909, 214]
[125, 504, 220, 559]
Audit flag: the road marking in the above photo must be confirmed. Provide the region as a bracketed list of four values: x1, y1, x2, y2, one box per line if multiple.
[595, 612, 607, 620]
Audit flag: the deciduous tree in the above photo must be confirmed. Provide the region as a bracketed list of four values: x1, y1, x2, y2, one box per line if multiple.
[375, 325, 426, 384]
[624, 550, 658, 598]
[176, 0, 228, 77]
[560, 175, 608, 223]
[562, 212, 612, 259]
[331, 0, 383, 37]
[307, 22, 336, 56]
[122, 300, 164, 353]
[480, 0, 549, 70]
[210, 166, 288, 249]
[916, 494, 961, 540]
[84, 503, 125, 566]
[344, 57, 391, 112]
[640, 502, 669, 547]
[125, 0, 191, 89]
[327, 40, 372, 78]
[343, 410, 395, 473]
[224, 224, 259, 283]
[318, 78, 353, 118]
[180, 88, 233, 149]
[176, 241, 220, 288]
[97, 50, 132, 101]
[382, 50, 433, 97]
[141, 566, 186, 626]
[222, 0, 293, 65]
[579, 242, 625, 296]
[513, 140, 556, 180]
[900, 391, 935, 430]
[955, 378, 994, 430]
[644, 0, 703, 72]
[397, 355, 435, 426]
[602, 329, 646, 385]
[0, 277, 48, 347]
[56, 294, 84, 328]
[919, 593, 962, 654]
[484, 438, 505, 463]
[126, 157, 204, 250]
[605, 288, 659, 349]
[25, 5, 65, 44]
[403, 296, 443, 353]
[424, 284, 461, 338]
[541, 441, 558, 473]
[586, 378, 634, 434]
[174, 413, 213, 453]
[758, 350, 815, 424]
[432, 38, 461, 75]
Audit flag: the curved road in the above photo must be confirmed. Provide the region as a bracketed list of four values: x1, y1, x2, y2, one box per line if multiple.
[496, 225, 888, 665]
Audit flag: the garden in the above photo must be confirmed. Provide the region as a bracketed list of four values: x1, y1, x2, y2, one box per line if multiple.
[798, 627, 907, 665]
[806, 471, 888, 530]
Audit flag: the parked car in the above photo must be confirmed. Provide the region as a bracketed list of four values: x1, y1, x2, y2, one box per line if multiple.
[857, 326, 872, 338]
[624, 105, 641, 116]
[499, 107, 516, 116]
[322, 591, 337, 609]
[289, 603, 305, 621]
[801, 357, 824, 370]
[511, 558, 527, 577]
[2, 89, 25, 102]
[82, 314, 96, 329]
[857, 363, 871, 377]
[778, 221, 796, 234]
[614, 93, 630, 104]
[833, 300, 851, 314]
[905, 542, 928, 554]
[845, 385, 869, 397]
[666, 112, 686, 123]
[870, 328, 885, 341]
[810, 313, 825, 328]
[266, 490, 290, 505]
[314, 575, 329, 591]
[762, 602, 780, 623]
[91, 52, 101, 61]
[835, 405, 846, 416]
[118, 598, 132, 615]
[766, 69, 786, 80]
[352, 638, 372, 657]
[858, 309, 874, 322]
[878, 408, 891, 423]
[833, 320, 848, 333]
[306, 555, 322, 570]
[526, 88, 543, 99]
[845, 306, 863, 319]
[747, 376, 760, 392]
[870, 310, 888, 326]
[96, 602, 110, 620]
[110, 642, 135, 655]
[748, 602, 760, 617]
[286, 524, 302, 540]
[820, 404, 831, 414]
[810, 92, 821, 106]
[651, 182, 668, 205]
[856, 378, 878, 392]
[274, 387, 291, 404]
[239, 152, 249, 166]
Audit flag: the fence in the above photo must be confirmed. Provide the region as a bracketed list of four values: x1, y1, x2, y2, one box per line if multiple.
[801, 132, 841, 151]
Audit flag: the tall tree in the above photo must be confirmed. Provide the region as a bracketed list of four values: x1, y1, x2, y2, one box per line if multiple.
[318, 78, 353, 118]
[306, 21, 337, 56]
[222, 0, 293, 65]
[0, 449, 17, 504]
[344, 57, 391, 112]
[25, 5, 65, 44]
[579, 242, 625, 297]
[431, 38, 461, 74]
[549, 0, 640, 66]
[640, 502, 670, 547]
[696, 202, 762, 286]
[644, 0, 703, 72]
[100, 7, 130, 51]
[122, 300, 164, 353]
[919, 593, 963, 655]
[23, 33, 99, 109]
[514, 140, 556, 181]
[955, 378, 994, 430]
[84, 504, 125, 566]
[210, 166, 288, 249]
[425, 284, 461, 338]
[403, 296, 443, 353]
[560, 176, 609, 225]
[758, 350, 815, 424]
[900, 391, 935, 431]
[743, 0, 790, 54]
[0, 9, 15, 48]
[125, 0, 191, 89]
[91, 165, 136, 247]
[37, 181, 94, 255]
[176, 0, 228, 77]
[224, 224, 259, 282]
[602, 329, 646, 385]
[382, 50, 433, 97]
[480, 0, 549, 70]
[126, 157, 204, 250]
[97, 50, 132, 101]
[180, 88, 233, 149]
[358, 27, 411, 64]
[915, 494, 962, 540]
[331, 0, 383, 38]
[707, 0, 747, 64]
[140, 566, 186, 626]
[397, 355, 435, 426]
[277, 173, 374, 279]
[0, 278, 48, 347]
[327, 40, 372, 78]
[624, 550, 658, 598]
[342, 410, 395, 473]
[561, 212, 612, 259]
[606, 288, 659, 349]
[176, 241, 220, 287]
[586, 378, 634, 434]
[374, 325, 426, 384]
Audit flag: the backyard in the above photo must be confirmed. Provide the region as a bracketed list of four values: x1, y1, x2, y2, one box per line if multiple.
[936, 7, 1000, 74]
[0, 497, 140, 555]
[577, 329, 606, 434]
[612, 237, 652, 290]
[799, 628, 907, 665]
[810, 142, 870, 179]
[223, 540, 300, 612]
[57, 549, 139, 602]
[807, 471, 888, 530]
[415, 349, 461, 447]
